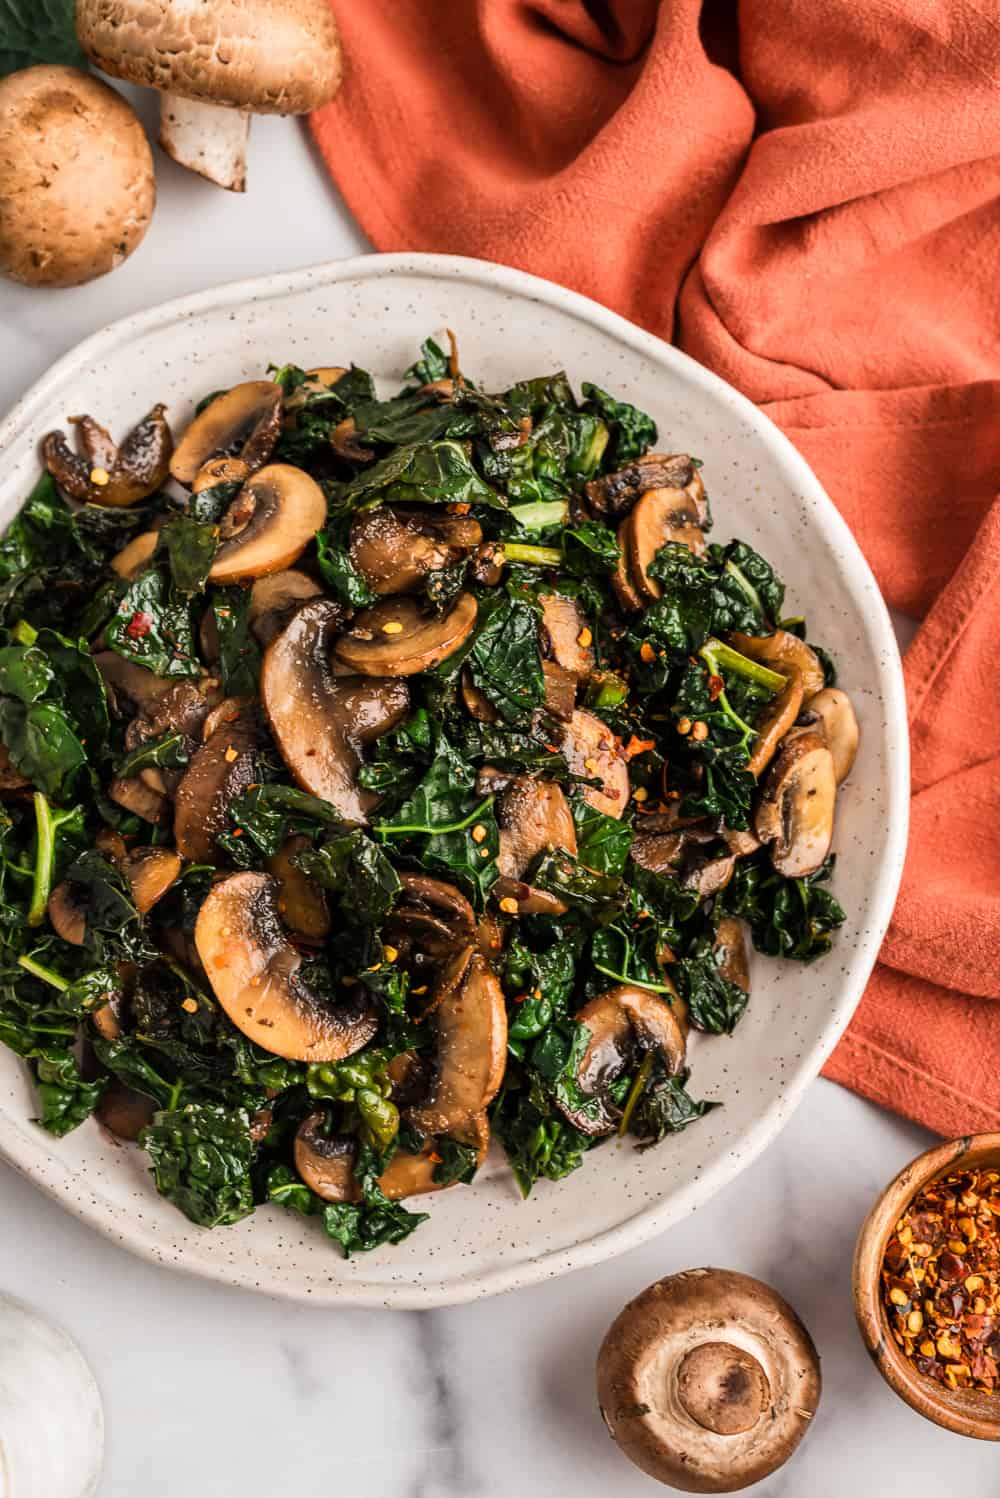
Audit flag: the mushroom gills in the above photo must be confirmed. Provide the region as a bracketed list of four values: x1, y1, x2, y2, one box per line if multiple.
[195, 872, 378, 1062]
[754, 730, 836, 878]
[170, 381, 282, 486]
[349, 506, 482, 595]
[294, 1110, 490, 1202]
[261, 598, 410, 823]
[558, 984, 687, 1137]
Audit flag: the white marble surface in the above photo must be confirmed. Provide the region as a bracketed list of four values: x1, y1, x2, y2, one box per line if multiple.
[1, 104, 992, 1496]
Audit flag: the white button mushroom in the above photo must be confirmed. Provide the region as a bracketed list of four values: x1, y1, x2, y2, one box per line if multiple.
[76, 0, 343, 192]
[597, 1268, 821, 1492]
[0, 66, 154, 287]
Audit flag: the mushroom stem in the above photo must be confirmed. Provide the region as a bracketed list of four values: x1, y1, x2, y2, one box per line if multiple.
[158, 95, 251, 192]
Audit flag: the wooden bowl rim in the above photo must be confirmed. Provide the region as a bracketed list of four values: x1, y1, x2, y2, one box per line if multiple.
[853, 1132, 1000, 1440]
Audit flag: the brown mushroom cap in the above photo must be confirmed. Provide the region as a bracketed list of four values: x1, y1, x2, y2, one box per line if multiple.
[122, 847, 182, 913]
[108, 775, 168, 825]
[496, 778, 577, 881]
[754, 730, 836, 878]
[195, 871, 378, 1062]
[77, 0, 342, 115]
[44, 406, 172, 508]
[169, 382, 282, 486]
[334, 593, 478, 677]
[802, 687, 859, 784]
[174, 711, 258, 863]
[539, 594, 594, 677]
[349, 507, 482, 596]
[586, 453, 702, 523]
[293, 1110, 490, 1203]
[559, 984, 687, 1136]
[95, 1079, 156, 1142]
[406, 946, 508, 1138]
[614, 486, 707, 610]
[267, 834, 330, 941]
[558, 709, 630, 819]
[596, 1268, 821, 1493]
[248, 569, 322, 646]
[0, 66, 154, 287]
[746, 666, 804, 778]
[261, 598, 410, 823]
[713, 918, 750, 994]
[728, 630, 825, 701]
[207, 464, 326, 584]
[384, 874, 476, 970]
[47, 881, 89, 946]
[111, 530, 160, 580]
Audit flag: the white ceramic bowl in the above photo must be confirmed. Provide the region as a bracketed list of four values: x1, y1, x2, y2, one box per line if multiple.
[0, 254, 908, 1308]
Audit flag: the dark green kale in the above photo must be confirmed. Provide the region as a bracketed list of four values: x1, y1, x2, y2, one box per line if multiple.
[141, 1103, 256, 1227]
[580, 382, 657, 466]
[628, 1065, 718, 1149]
[673, 937, 750, 1034]
[105, 569, 200, 678]
[720, 853, 846, 961]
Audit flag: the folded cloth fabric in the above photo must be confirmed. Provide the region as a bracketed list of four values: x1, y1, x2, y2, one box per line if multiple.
[311, 0, 1000, 1137]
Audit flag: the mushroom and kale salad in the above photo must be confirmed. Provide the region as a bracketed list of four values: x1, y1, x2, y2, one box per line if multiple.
[0, 337, 855, 1254]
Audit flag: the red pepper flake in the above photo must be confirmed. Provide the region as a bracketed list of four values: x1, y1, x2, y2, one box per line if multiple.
[125, 610, 153, 640]
[232, 828, 243, 837]
[427, 1150, 442, 1164]
[707, 674, 725, 701]
[624, 735, 656, 761]
[513, 993, 529, 1004]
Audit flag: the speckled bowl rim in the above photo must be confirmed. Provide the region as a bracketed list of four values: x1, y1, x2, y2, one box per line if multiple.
[0, 253, 909, 1307]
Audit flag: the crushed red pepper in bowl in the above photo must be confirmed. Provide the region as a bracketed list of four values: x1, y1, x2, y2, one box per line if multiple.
[881, 1167, 1000, 1394]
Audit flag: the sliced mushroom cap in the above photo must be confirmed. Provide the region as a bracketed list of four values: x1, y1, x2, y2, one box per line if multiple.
[293, 1110, 490, 1203]
[261, 599, 409, 823]
[460, 670, 498, 723]
[747, 667, 804, 778]
[207, 464, 326, 584]
[613, 486, 706, 611]
[334, 593, 478, 677]
[174, 714, 258, 863]
[349, 506, 482, 595]
[596, 1268, 822, 1492]
[92, 989, 128, 1043]
[497, 778, 577, 880]
[108, 775, 168, 825]
[248, 569, 322, 646]
[630, 821, 737, 897]
[111, 530, 160, 580]
[200, 695, 255, 743]
[170, 381, 283, 486]
[94, 652, 169, 717]
[122, 848, 182, 914]
[195, 871, 378, 1062]
[714, 917, 750, 994]
[48, 881, 89, 946]
[384, 874, 476, 970]
[406, 946, 508, 1138]
[754, 730, 836, 878]
[192, 455, 250, 493]
[43, 405, 172, 507]
[586, 453, 703, 523]
[95, 1080, 156, 1142]
[558, 984, 687, 1137]
[539, 594, 594, 676]
[801, 687, 859, 784]
[728, 630, 826, 701]
[558, 709, 630, 819]
[268, 835, 331, 941]
[541, 660, 577, 720]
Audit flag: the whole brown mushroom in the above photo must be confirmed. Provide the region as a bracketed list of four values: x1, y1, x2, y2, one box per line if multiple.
[77, 0, 343, 192]
[597, 1268, 821, 1492]
[0, 66, 154, 287]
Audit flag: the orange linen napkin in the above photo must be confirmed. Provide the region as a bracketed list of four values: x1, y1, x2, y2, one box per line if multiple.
[312, 0, 1000, 1137]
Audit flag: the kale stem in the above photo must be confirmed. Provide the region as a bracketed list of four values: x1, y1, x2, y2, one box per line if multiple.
[699, 638, 786, 695]
[501, 542, 563, 567]
[372, 793, 495, 839]
[17, 954, 69, 991]
[592, 962, 678, 996]
[723, 560, 764, 620]
[618, 1050, 655, 1137]
[27, 792, 55, 928]
[507, 499, 568, 533]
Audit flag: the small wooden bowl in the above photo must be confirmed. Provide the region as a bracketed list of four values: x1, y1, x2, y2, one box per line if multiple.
[854, 1133, 1000, 1440]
